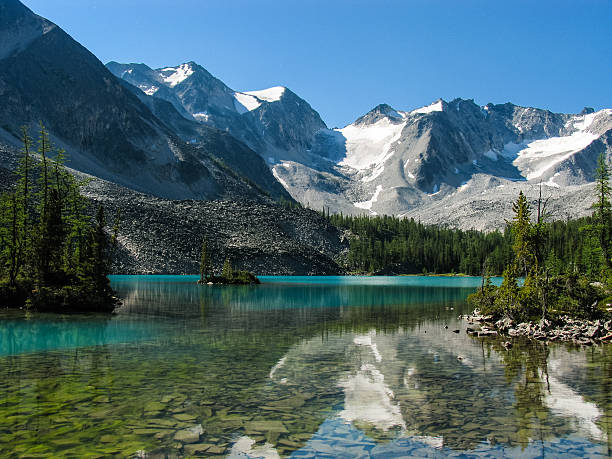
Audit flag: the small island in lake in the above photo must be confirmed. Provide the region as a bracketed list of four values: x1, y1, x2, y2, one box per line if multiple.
[197, 240, 260, 285]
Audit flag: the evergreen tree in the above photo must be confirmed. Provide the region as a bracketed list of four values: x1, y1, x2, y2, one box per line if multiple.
[510, 191, 535, 277]
[38, 188, 66, 284]
[199, 239, 211, 283]
[37, 122, 50, 220]
[532, 184, 549, 266]
[0, 128, 35, 286]
[16, 126, 33, 279]
[592, 153, 612, 268]
[222, 257, 233, 280]
[494, 267, 522, 319]
[88, 206, 112, 295]
[0, 192, 21, 286]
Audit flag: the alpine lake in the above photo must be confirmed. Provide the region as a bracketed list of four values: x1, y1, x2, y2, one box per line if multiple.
[0, 275, 610, 458]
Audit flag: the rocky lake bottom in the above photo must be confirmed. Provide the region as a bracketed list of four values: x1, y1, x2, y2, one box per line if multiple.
[0, 275, 610, 458]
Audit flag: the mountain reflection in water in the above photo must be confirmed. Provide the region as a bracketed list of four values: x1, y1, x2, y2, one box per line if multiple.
[0, 275, 609, 458]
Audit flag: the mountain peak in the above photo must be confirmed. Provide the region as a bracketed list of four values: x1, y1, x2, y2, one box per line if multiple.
[0, 0, 33, 18]
[353, 103, 403, 126]
[373, 103, 401, 116]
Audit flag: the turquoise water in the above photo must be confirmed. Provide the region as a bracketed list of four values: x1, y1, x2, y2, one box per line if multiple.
[0, 275, 609, 458]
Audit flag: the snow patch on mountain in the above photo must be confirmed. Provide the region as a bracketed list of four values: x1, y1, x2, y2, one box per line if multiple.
[233, 92, 262, 114]
[354, 185, 383, 214]
[159, 63, 194, 87]
[483, 150, 498, 161]
[338, 119, 405, 170]
[142, 85, 159, 96]
[572, 112, 598, 131]
[272, 163, 290, 189]
[412, 100, 443, 115]
[362, 157, 390, 182]
[244, 86, 286, 103]
[499, 142, 525, 159]
[512, 131, 598, 180]
[545, 173, 561, 188]
[385, 108, 406, 120]
[193, 112, 209, 122]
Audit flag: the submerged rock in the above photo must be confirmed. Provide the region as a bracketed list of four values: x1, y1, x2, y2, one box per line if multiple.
[143, 401, 166, 413]
[245, 421, 288, 434]
[183, 443, 213, 455]
[173, 413, 197, 422]
[173, 424, 203, 444]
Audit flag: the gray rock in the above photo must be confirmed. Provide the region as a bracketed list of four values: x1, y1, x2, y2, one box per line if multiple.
[586, 325, 601, 339]
[183, 443, 213, 455]
[477, 329, 498, 337]
[496, 317, 514, 331]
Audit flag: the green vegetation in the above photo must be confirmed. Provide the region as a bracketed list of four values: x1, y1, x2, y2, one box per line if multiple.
[468, 154, 612, 322]
[328, 210, 596, 276]
[0, 126, 119, 313]
[330, 212, 509, 274]
[197, 244, 259, 285]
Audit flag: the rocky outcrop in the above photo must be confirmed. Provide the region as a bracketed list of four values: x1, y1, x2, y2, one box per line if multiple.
[463, 311, 612, 345]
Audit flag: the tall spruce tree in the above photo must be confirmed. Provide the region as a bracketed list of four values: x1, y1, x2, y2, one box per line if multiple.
[592, 153, 612, 268]
[199, 239, 211, 283]
[89, 206, 112, 295]
[222, 257, 233, 280]
[510, 191, 535, 277]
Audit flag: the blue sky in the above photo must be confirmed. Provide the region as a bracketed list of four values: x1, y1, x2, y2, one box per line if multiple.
[22, 0, 612, 128]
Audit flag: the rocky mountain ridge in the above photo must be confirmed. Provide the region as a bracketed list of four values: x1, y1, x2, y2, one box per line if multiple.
[0, 0, 288, 203]
[106, 61, 327, 166]
[272, 99, 612, 225]
[110, 56, 611, 228]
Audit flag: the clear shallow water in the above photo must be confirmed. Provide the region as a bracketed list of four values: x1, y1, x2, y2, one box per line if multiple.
[0, 275, 609, 458]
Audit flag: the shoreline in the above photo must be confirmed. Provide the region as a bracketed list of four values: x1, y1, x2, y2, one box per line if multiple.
[462, 311, 612, 345]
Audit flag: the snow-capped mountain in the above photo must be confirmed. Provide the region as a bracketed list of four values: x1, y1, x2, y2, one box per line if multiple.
[2, 0, 611, 231]
[105, 49, 612, 228]
[271, 98, 612, 225]
[107, 61, 327, 165]
[0, 0, 289, 202]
